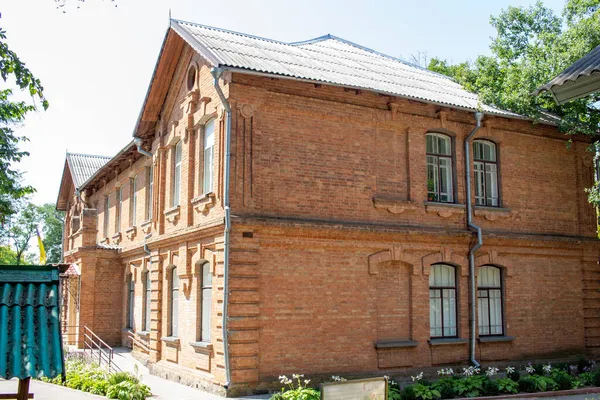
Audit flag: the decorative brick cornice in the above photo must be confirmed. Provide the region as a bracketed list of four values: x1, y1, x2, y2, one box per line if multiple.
[164, 206, 180, 224]
[125, 226, 137, 241]
[191, 193, 216, 215]
[372, 196, 417, 214]
[424, 201, 466, 218]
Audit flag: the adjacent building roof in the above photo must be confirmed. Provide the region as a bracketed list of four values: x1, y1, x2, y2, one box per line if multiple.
[66, 153, 111, 189]
[535, 44, 600, 104]
[0, 265, 65, 380]
[170, 19, 522, 120]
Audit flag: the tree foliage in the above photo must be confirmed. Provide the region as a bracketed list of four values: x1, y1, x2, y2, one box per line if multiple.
[38, 203, 64, 263]
[1, 202, 42, 265]
[428, 0, 600, 140]
[0, 19, 47, 222]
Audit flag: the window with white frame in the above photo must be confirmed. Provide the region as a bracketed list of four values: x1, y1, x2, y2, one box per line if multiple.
[172, 141, 182, 207]
[199, 262, 212, 342]
[203, 119, 215, 194]
[426, 133, 454, 203]
[478, 266, 503, 336]
[126, 274, 134, 329]
[429, 264, 457, 338]
[130, 176, 137, 226]
[170, 267, 179, 337]
[116, 187, 122, 232]
[143, 271, 151, 332]
[145, 166, 153, 221]
[474, 140, 499, 207]
[103, 195, 110, 238]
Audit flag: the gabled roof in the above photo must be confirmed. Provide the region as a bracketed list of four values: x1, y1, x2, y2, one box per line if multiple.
[56, 152, 110, 211]
[67, 153, 111, 188]
[169, 19, 521, 119]
[535, 44, 600, 104]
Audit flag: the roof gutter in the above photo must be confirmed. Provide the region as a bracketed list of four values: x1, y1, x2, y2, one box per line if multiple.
[134, 137, 153, 158]
[210, 66, 232, 389]
[465, 111, 484, 368]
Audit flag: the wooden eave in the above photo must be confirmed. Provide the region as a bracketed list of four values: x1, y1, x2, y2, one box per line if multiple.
[81, 143, 142, 194]
[56, 159, 74, 211]
[132, 28, 187, 140]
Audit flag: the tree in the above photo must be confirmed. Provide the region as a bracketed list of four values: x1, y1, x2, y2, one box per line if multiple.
[0, 18, 48, 223]
[428, 1, 600, 199]
[38, 203, 64, 263]
[2, 202, 42, 265]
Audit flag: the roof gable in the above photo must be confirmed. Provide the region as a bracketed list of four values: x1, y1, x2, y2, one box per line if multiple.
[56, 153, 110, 211]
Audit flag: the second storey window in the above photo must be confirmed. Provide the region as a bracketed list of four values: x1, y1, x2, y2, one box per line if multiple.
[103, 195, 110, 238]
[146, 166, 153, 221]
[430, 264, 457, 338]
[473, 140, 499, 207]
[116, 186, 122, 232]
[130, 176, 137, 226]
[172, 141, 182, 207]
[203, 119, 215, 194]
[426, 133, 454, 203]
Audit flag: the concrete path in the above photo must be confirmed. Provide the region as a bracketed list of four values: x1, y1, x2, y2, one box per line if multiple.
[111, 348, 269, 400]
[0, 379, 105, 399]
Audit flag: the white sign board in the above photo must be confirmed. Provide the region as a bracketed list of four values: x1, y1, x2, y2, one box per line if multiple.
[321, 377, 387, 400]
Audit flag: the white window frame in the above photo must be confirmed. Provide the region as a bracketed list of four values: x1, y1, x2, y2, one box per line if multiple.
[127, 274, 134, 329]
[130, 176, 137, 226]
[116, 187, 122, 233]
[143, 271, 151, 332]
[473, 140, 499, 207]
[172, 141, 182, 207]
[477, 265, 504, 336]
[429, 264, 458, 338]
[199, 262, 212, 342]
[146, 166, 153, 221]
[170, 267, 179, 337]
[426, 133, 454, 203]
[103, 195, 110, 238]
[203, 119, 215, 195]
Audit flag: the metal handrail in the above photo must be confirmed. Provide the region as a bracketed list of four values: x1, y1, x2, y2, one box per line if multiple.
[62, 325, 120, 373]
[127, 331, 150, 354]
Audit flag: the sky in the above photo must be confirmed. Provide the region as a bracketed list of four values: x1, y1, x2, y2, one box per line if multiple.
[3, 0, 567, 207]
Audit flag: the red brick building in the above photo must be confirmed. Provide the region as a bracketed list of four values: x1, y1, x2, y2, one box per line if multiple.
[56, 19, 600, 397]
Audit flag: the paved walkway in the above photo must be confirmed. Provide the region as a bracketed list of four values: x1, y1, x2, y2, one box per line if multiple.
[111, 348, 269, 400]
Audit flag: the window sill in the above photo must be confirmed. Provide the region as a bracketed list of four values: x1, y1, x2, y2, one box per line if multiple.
[190, 341, 213, 353]
[424, 201, 466, 218]
[191, 192, 216, 215]
[428, 338, 468, 346]
[478, 335, 515, 343]
[372, 196, 417, 214]
[161, 336, 180, 347]
[137, 331, 150, 338]
[474, 206, 512, 221]
[111, 232, 122, 245]
[140, 219, 152, 234]
[375, 340, 418, 349]
[125, 226, 137, 241]
[164, 206, 180, 224]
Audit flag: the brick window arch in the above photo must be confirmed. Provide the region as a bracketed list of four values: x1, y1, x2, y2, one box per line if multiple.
[429, 263, 457, 338]
[426, 133, 454, 203]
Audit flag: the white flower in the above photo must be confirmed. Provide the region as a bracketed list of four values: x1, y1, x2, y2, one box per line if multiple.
[304, 379, 311, 385]
[462, 367, 473, 377]
[331, 375, 346, 382]
[446, 368, 454, 375]
[543, 364, 552, 374]
[506, 366, 515, 374]
[411, 372, 424, 382]
[279, 375, 292, 385]
[526, 364, 535, 374]
[486, 367, 499, 377]
[437, 369, 445, 376]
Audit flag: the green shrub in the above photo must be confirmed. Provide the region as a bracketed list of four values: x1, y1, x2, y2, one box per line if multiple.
[507, 369, 520, 382]
[482, 379, 499, 396]
[430, 378, 455, 399]
[592, 369, 600, 387]
[400, 385, 416, 400]
[519, 376, 537, 393]
[388, 386, 402, 400]
[529, 375, 557, 392]
[497, 378, 519, 394]
[108, 372, 139, 386]
[270, 393, 285, 400]
[106, 380, 151, 400]
[453, 376, 486, 398]
[551, 369, 573, 390]
[412, 383, 441, 400]
[579, 372, 594, 386]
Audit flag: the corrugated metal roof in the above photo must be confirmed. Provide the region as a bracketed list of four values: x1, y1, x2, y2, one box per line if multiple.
[171, 19, 523, 119]
[0, 265, 64, 380]
[66, 153, 111, 189]
[536, 44, 600, 103]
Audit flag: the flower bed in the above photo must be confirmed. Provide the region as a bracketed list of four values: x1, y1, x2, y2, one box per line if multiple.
[271, 359, 600, 400]
[39, 353, 151, 400]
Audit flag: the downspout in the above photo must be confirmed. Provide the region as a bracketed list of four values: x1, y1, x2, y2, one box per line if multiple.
[134, 137, 153, 158]
[465, 111, 484, 368]
[211, 66, 232, 388]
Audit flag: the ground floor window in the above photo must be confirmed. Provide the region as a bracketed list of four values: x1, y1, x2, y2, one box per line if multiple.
[429, 264, 457, 338]
[478, 265, 504, 336]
